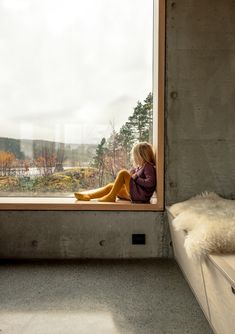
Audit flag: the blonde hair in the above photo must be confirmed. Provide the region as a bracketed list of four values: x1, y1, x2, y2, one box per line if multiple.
[131, 142, 156, 167]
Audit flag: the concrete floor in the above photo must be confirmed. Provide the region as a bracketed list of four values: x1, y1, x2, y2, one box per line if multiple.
[0, 259, 212, 334]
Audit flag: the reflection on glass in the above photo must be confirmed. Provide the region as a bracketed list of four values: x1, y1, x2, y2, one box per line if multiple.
[0, 0, 153, 196]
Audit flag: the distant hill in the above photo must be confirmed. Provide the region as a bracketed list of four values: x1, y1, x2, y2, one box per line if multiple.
[0, 137, 97, 166]
[0, 137, 25, 159]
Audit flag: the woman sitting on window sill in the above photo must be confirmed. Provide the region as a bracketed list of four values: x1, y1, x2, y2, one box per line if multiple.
[74, 142, 156, 204]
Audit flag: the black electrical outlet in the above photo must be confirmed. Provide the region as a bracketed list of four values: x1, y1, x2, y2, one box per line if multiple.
[132, 234, 146, 245]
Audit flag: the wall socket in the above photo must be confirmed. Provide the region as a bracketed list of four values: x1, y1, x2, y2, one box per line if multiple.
[132, 234, 146, 245]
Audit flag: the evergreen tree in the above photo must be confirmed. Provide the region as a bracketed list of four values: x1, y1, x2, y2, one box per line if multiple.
[117, 92, 153, 165]
[92, 137, 107, 186]
[92, 92, 153, 185]
[128, 101, 145, 141]
[128, 93, 153, 142]
[106, 129, 118, 178]
[118, 122, 135, 167]
[142, 92, 153, 142]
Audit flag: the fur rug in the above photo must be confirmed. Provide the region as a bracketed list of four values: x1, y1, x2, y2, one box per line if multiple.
[170, 192, 235, 260]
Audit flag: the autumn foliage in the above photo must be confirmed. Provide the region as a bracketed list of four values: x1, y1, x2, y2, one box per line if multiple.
[0, 93, 153, 194]
[35, 155, 57, 176]
[0, 151, 16, 176]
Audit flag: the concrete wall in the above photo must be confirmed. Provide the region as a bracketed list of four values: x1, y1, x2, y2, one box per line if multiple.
[165, 0, 235, 204]
[0, 0, 234, 259]
[0, 211, 167, 258]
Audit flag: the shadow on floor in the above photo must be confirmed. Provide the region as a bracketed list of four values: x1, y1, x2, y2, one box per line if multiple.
[0, 259, 213, 334]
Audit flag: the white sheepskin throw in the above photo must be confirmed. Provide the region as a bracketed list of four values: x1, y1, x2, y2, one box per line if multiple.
[170, 192, 235, 260]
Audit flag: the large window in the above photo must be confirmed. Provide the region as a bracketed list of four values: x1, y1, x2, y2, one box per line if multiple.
[0, 0, 155, 197]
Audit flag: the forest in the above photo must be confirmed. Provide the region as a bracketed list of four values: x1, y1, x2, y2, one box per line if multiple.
[0, 93, 153, 195]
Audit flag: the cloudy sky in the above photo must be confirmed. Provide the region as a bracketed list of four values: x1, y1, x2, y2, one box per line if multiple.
[0, 0, 153, 144]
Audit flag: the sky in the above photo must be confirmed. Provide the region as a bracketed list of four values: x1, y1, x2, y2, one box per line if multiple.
[0, 0, 153, 144]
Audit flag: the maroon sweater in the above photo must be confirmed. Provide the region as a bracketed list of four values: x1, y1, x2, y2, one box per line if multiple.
[129, 163, 156, 203]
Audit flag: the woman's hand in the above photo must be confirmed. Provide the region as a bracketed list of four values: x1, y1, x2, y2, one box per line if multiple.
[129, 168, 135, 176]
[131, 173, 138, 180]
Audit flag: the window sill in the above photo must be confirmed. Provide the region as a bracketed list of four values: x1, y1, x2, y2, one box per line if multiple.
[0, 197, 163, 211]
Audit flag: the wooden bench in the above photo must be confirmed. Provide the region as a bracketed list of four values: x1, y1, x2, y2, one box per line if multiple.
[167, 208, 235, 334]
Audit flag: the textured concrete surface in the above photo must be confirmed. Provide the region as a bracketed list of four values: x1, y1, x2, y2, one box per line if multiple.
[165, 0, 235, 204]
[0, 211, 169, 258]
[0, 259, 213, 334]
[0, 0, 235, 259]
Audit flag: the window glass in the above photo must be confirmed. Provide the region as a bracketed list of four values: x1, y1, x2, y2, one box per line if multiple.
[0, 0, 153, 196]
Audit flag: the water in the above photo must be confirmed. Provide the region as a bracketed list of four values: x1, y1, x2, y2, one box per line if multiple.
[0, 166, 81, 178]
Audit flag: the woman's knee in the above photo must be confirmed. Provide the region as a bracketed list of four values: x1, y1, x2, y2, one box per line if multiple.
[117, 169, 130, 177]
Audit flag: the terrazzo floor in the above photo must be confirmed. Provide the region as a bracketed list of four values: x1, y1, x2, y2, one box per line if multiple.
[0, 259, 213, 334]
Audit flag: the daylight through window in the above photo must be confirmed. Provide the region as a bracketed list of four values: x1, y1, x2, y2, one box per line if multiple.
[0, 0, 154, 197]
